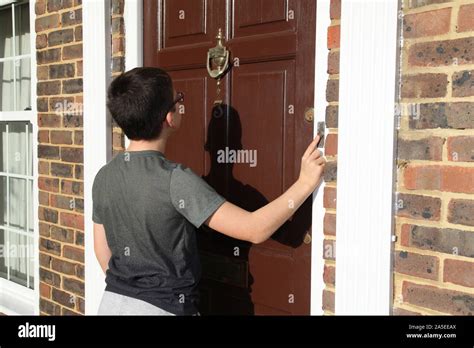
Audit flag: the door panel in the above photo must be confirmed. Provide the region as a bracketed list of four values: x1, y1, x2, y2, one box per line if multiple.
[164, 0, 210, 48]
[144, 0, 316, 315]
[231, 60, 295, 201]
[165, 70, 210, 174]
[232, 0, 296, 38]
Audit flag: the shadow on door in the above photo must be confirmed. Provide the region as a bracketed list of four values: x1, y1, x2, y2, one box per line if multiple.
[198, 104, 312, 315]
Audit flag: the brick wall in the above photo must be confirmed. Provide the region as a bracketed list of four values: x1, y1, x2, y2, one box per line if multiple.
[393, 0, 474, 315]
[322, 0, 340, 315]
[36, 0, 85, 315]
[111, 0, 126, 155]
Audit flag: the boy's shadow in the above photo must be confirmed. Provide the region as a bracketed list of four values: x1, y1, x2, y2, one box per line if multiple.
[197, 104, 312, 315]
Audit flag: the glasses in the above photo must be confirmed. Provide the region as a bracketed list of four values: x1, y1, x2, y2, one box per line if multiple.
[167, 92, 185, 114]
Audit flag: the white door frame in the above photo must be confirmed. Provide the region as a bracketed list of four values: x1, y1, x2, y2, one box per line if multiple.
[335, 0, 400, 315]
[83, 0, 112, 315]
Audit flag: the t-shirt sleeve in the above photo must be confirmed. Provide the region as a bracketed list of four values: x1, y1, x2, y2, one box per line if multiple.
[170, 165, 226, 228]
[92, 169, 104, 224]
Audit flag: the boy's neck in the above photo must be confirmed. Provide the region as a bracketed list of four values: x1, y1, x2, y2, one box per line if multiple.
[126, 138, 167, 154]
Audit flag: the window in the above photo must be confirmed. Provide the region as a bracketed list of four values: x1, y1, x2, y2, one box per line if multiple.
[0, 0, 36, 315]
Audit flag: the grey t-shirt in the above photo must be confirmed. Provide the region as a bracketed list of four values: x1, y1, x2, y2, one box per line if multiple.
[92, 150, 226, 315]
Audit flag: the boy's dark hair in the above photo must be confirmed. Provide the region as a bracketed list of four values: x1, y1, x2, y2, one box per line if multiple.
[107, 67, 174, 140]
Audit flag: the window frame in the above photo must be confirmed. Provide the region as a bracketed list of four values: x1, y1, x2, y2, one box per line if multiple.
[0, 0, 39, 315]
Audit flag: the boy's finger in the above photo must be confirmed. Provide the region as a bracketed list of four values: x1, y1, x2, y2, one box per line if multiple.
[309, 148, 322, 160]
[303, 135, 321, 158]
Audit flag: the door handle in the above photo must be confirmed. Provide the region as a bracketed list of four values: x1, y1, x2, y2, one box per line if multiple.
[207, 28, 230, 80]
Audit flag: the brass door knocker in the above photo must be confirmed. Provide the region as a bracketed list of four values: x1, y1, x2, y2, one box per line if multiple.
[207, 28, 230, 106]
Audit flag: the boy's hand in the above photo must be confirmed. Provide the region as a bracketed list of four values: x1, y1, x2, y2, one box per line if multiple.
[298, 135, 326, 191]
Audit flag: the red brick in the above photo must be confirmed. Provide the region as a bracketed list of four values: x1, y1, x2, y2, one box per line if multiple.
[407, 0, 450, 8]
[38, 114, 61, 128]
[35, 0, 46, 15]
[40, 282, 51, 299]
[402, 281, 474, 315]
[404, 165, 474, 194]
[39, 161, 50, 175]
[51, 288, 75, 309]
[323, 240, 336, 260]
[397, 137, 444, 161]
[458, 4, 474, 33]
[63, 245, 84, 263]
[36, 34, 48, 50]
[452, 70, 474, 97]
[62, 44, 82, 60]
[448, 199, 474, 227]
[328, 50, 340, 75]
[395, 193, 441, 221]
[408, 38, 474, 67]
[39, 207, 58, 223]
[50, 225, 75, 243]
[50, 130, 73, 145]
[35, 14, 59, 32]
[50, 194, 75, 210]
[39, 191, 49, 205]
[37, 81, 61, 96]
[61, 180, 83, 196]
[324, 213, 336, 236]
[51, 257, 77, 276]
[401, 73, 448, 98]
[400, 224, 474, 258]
[392, 307, 421, 316]
[323, 186, 337, 209]
[447, 136, 474, 162]
[39, 238, 61, 256]
[60, 147, 83, 163]
[38, 130, 50, 143]
[38, 145, 60, 160]
[330, 0, 341, 20]
[63, 277, 84, 297]
[322, 289, 335, 312]
[326, 79, 339, 102]
[325, 134, 338, 156]
[323, 265, 335, 286]
[38, 177, 59, 193]
[444, 259, 474, 288]
[37, 48, 61, 64]
[327, 25, 340, 49]
[60, 212, 84, 230]
[403, 8, 451, 38]
[394, 251, 439, 280]
[39, 222, 50, 238]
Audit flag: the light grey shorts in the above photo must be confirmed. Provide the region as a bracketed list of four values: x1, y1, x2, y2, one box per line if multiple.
[97, 291, 176, 316]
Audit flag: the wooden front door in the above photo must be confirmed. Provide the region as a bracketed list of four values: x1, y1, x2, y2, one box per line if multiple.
[144, 0, 316, 315]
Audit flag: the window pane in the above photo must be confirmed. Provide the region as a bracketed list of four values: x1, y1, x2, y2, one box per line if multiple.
[28, 179, 33, 233]
[0, 6, 13, 58]
[0, 123, 5, 172]
[28, 235, 33, 289]
[0, 60, 15, 111]
[15, 57, 31, 111]
[0, 175, 6, 226]
[15, 3, 30, 56]
[0, 229, 7, 280]
[8, 122, 29, 175]
[9, 177, 27, 231]
[9, 230, 28, 287]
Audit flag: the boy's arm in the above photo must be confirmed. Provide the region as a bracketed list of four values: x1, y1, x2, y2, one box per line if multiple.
[205, 136, 325, 244]
[94, 223, 112, 274]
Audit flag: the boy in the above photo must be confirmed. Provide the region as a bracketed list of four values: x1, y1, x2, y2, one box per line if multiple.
[93, 67, 326, 316]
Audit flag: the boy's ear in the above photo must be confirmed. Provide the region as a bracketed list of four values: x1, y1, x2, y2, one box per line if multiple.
[164, 111, 175, 128]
